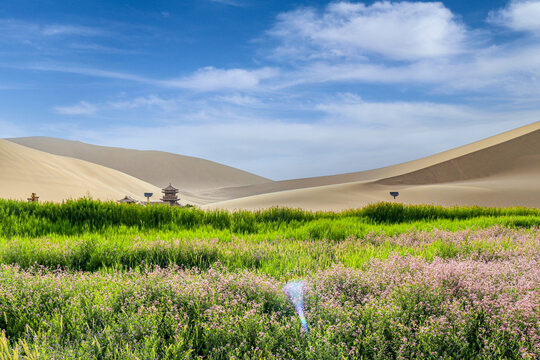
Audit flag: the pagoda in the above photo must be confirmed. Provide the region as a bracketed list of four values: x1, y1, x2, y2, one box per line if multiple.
[118, 195, 137, 204]
[161, 183, 180, 206]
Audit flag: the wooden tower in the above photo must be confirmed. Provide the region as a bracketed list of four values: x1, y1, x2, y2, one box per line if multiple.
[161, 183, 180, 206]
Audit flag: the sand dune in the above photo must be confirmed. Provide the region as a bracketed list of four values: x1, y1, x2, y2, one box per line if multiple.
[377, 124, 540, 185]
[197, 121, 540, 203]
[207, 174, 540, 211]
[7, 137, 270, 197]
[0, 139, 166, 203]
[4, 121, 539, 209]
[207, 121, 540, 210]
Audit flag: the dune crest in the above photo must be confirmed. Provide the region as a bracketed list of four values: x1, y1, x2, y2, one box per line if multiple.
[0, 140, 165, 203]
[207, 121, 540, 210]
[7, 137, 270, 195]
[3, 121, 539, 209]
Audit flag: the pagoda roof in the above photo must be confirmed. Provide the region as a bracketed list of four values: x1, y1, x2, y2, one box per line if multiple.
[162, 183, 178, 191]
[118, 195, 137, 203]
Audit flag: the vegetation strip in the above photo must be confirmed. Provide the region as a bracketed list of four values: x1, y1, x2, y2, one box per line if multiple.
[1, 254, 539, 359]
[0, 200, 538, 359]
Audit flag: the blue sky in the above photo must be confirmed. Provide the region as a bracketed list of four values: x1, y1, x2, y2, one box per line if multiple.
[1, 0, 539, 180]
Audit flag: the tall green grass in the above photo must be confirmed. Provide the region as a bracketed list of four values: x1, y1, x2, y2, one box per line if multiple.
[0, 198, 538, 238]
[1, 225, 537, 276]
[0, 198, 538, 275]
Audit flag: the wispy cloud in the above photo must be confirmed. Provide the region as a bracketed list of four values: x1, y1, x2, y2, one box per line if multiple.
[54, 101, 97, 115]
[66, 43, 140, 54]
[0, 119, 26, 137]
[165, 66, 279, 91]
[260, 1, 540, 102]
[214, 94, 261, 106]
[19, 63, 279, 92]
[27, 63, 158, 84]
[41, 24, 104, 37]
[315, 94, 485, 127]
[108, 95, 179, 112]
[0, 19, 105, 40]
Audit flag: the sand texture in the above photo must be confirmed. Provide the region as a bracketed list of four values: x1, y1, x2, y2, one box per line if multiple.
[0, 140, 164, 203]
[7, 137, 270, 194]
[206, 121, 540, 210]
[3, 121, 539, 209]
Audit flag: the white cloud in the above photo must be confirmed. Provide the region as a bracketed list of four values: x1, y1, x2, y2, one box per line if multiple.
[0, 19, 104, 40]
[108, 95, 179, 112]
[263, 1, 540, 99]
[271, 40, 540, 100]
[166, 66, 278, 91]
[27, 63, 159, 84]
[54, 101, 97, 115]
[22, 63, 280, 92]
[490, 0, 540, 33]
[315, 95, 486, 126]
[214, 94, 260, 106]
[270, 1, 467, 61]
[41, 24, 103, 37]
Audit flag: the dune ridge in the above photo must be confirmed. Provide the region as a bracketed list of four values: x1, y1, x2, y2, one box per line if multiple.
[378, 125, 540, 185]
[3, 121, 539, 209]
[206, 121, 540, 210]
[195, 122, 540, 203]
[7, 137, 270, 194]
[0, 139, 165, 203]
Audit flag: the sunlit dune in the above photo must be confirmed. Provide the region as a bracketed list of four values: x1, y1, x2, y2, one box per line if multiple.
[7, 137, 270, 196]
[0, 140, 165, 203]
[3, 121, 539, 209]
[206, 121, 540, 210]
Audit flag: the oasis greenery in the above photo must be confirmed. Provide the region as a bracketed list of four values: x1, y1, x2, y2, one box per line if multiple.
[0, 199, 538, 359]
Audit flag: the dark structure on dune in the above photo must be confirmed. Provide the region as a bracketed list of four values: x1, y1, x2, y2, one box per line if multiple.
[117, 195, 137, 204]
[161, 183, 181, 206]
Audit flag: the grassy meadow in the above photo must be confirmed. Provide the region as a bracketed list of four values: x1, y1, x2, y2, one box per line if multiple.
[0, 199, 539, 359]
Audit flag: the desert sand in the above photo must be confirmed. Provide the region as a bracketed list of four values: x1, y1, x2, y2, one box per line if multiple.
[0, 139, 165, 203]
[3, 121, 539, 209]
[191, 121, 540, 204]
[206, 121, 540, 210]
[7, 137, 270, 196]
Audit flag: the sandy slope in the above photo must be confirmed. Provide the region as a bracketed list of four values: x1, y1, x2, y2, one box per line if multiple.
[207, 121, 540, 210]
[4, 121, 539, 209]
[7, 137, 270, 197]
[197, 121, 540, 203]
[0, 139, 165, 203]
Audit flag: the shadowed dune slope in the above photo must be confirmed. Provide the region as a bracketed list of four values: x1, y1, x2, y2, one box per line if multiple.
[0, 140, 165, 203]
[207, 122, 540, 210]
[7, 137, 270, 194]
[377, 125, 540, 185]
[198, 121, 540, 203]
[5, 121, 539, 209]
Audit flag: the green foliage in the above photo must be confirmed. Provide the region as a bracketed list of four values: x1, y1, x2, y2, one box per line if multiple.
[361, 202, 539, 224]
[0, 199, 539, 358]
[0, 199, 538, 238]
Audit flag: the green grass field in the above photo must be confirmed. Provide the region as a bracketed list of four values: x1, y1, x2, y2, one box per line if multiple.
[0, 199, 539, 359]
